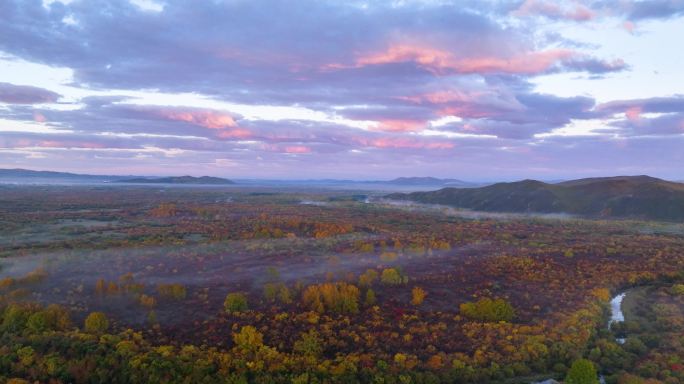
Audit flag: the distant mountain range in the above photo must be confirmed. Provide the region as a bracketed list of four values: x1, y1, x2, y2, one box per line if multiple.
[0, 168, 124, 180]
[116, 176, 234, 185]
[0, 169, 475, 187]
[0, 169, 234, 185]
[388, 175, 684, 221]
[4, 168, 684, 221]
[384, 177, 474, 187]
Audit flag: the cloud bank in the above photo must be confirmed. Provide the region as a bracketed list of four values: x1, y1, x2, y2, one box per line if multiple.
[0, 0, 682, 180]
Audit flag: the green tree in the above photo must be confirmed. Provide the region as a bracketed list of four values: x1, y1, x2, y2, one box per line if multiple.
[233, 325, 263, 352]
[277, 285, 292, 304]
[365, 288, 377, 306]
[84, 312, 109, 334]
[294, 329, 322, 358]
[294, 329, 322, 380]
[358, 269, 379, 287]
[1, 304, 30, 333]
[26, 311, 50, 333]
[459, 298, 515, 322]
[263, 283, 280, 302]
[565, 359, 598, 384]
[16, 346, 35, 366]
[44, 304, 72, 330]
[266, 267, 281, 282]
[156, 283, 187, 300]
[224, 292, 249, 313]
[670, 283, 684, 295]
[381, 268, 403, 285]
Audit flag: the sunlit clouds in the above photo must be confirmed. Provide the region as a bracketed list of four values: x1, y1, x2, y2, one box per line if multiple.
[0, 0, 683, 179]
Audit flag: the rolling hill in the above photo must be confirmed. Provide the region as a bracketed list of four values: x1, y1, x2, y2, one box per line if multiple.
[387, 175, 684, 221]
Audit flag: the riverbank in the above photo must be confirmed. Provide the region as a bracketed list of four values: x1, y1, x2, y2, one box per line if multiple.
[597, 283, 684, 382]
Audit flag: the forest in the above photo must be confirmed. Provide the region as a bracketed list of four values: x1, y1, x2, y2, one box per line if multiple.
[0, 185, 683, 383]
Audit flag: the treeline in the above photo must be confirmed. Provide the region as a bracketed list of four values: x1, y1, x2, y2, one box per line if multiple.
[1, 301, 603, 384]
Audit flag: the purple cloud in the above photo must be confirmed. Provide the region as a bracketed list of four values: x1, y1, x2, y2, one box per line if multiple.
[0, 0, 624, 104]
[0, 0, 680, 180]
[626, 0, 684, 20]
[512, 0, 596, 21]
[0, 82, 61, 104]
[597, 96, 684, 115]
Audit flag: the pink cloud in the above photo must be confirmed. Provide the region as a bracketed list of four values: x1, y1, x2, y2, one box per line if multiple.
[375, 119, 426, 132]
[513, 0, 595, 21]
[13, 139, 34, 147]
[161, 110, 238, 129]
[8, 139, 107, 149]
[33, 112, 47, 123]
[437, 106, 495, 119]
[284, 145, 311, 154]
[358, 137, 454, 150]
[353, 44, 576, 75]
[261, 144, 312, 154]
[400, 89, 519, 119]
[153, 108, 252, 139]
[357, 44, 455, 73]
[38, 140, 74, 148]
[462, 123, 478, 132]
[623, 21, 635, 33]
[625, 106, 642, 121]
[400, 90, 477, 104]
[216, 128, 252, 139]
[454, 49, 575, 75]
[571, 7, 594, 21]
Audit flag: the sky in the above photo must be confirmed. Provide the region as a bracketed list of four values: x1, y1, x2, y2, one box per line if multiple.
[0, 0, 683, 181]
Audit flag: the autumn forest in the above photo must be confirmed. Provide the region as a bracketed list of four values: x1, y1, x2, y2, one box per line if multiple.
[0, 185, 682, 383]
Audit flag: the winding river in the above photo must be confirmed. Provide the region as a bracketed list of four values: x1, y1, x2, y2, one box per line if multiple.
[533, 291, 630, 383]
[608, 291, 627, 344]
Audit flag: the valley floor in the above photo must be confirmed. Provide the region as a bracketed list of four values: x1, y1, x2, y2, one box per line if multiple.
[0, 185, 683, 383]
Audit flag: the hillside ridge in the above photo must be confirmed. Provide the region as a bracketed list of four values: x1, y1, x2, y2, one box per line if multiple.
[388, 175, 684, 221]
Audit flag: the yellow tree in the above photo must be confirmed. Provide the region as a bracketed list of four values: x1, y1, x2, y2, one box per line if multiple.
[411, 286, 427, 306]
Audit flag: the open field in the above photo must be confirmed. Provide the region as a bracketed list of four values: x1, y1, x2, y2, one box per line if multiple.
[1, 185, 683, 383]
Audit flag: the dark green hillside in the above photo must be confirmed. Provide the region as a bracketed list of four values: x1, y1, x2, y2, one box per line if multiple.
[388, 176, 684, 221]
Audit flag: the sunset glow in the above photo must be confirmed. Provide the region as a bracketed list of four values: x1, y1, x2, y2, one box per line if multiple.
[0, 0, 683, 180]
